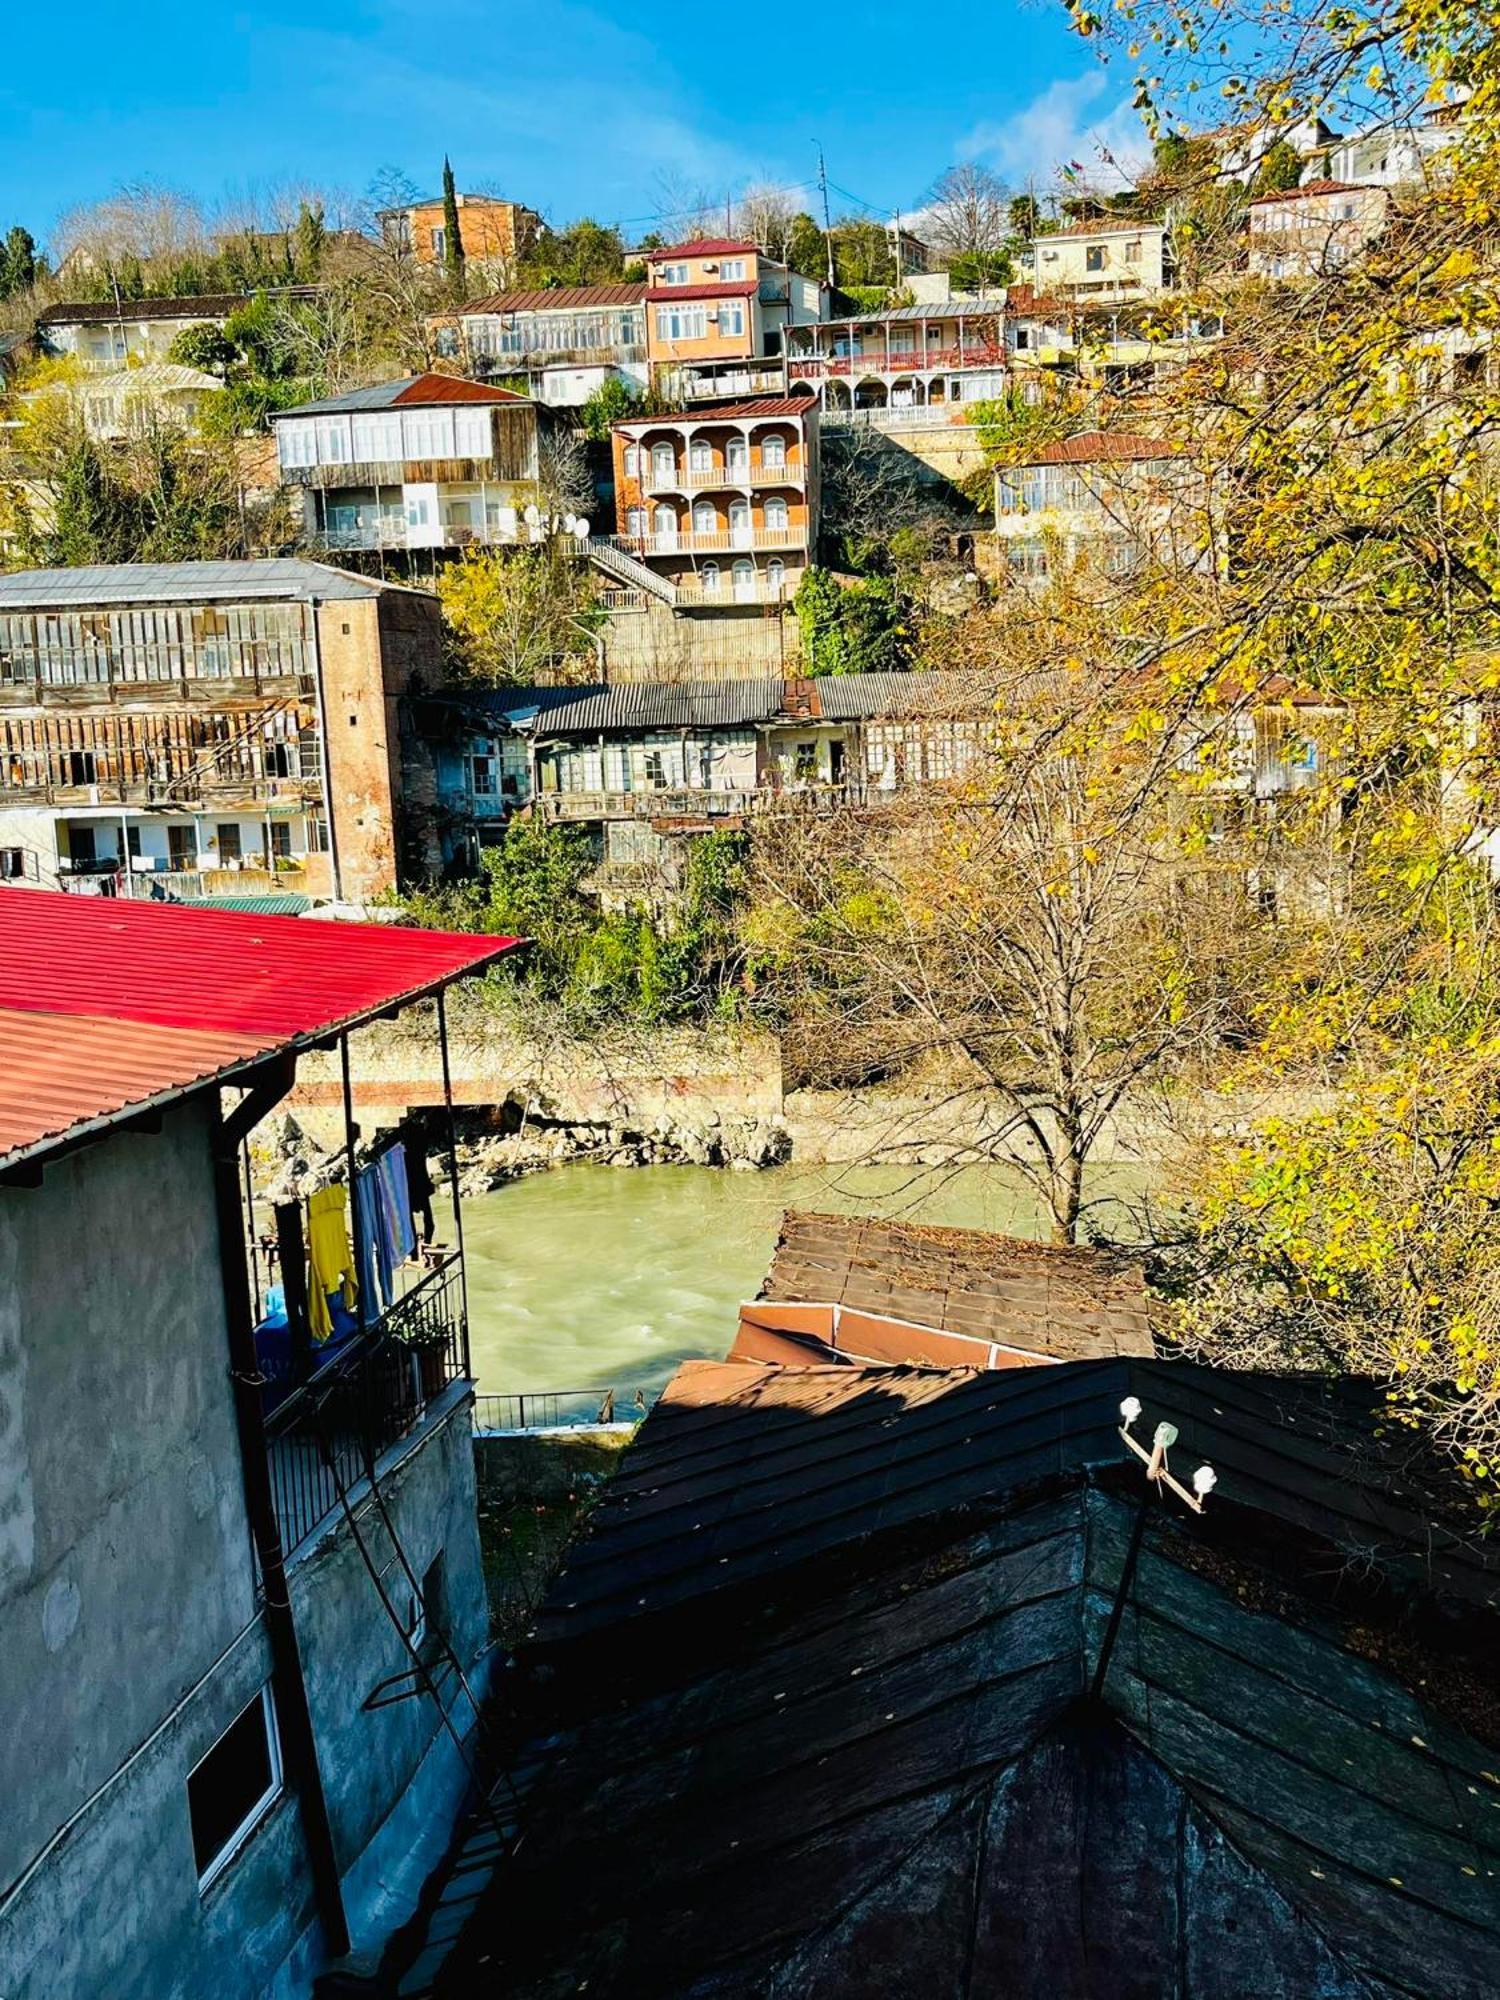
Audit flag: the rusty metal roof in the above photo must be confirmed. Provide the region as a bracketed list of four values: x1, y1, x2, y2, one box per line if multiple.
[273, 372, 527, 417]
[0, 891, 519, 1167]
[613, 392, 815, 428]
[648, 238, 759, 259]
[757, 1209, 1154, 1362]
[461, 282, 647, 315]
[644, 280, 759, 303]
[0, 559, 389, 609]
[1028, 428, 1178, 464]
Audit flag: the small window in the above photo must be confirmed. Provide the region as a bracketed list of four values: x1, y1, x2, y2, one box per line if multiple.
[719, 257, 746, 281]
[657, 262, 688, 286]
[430, 226, 446, 258]
[794, 741, 818, 781]
[188, 1686, 282, 1891]
[1085, 245, 1105, 272]
[168, 825, 197, 870]
[1124, 239, 1142, 264]
[0, 847, 27, 880]
[67, 750, 97, 785]
[470, 753, 498, 796]
[700, 562, 720, 594]
[623, 443, 640, 478]
[761, 434, 786, 469]
[217, 823, 242, 863]
[718, 301, 746, 338]
[1014, 327, 1031, 351]
[643, 749, 667, 788]
[269, 822, 293, 862]
[265, 741, 293, 779]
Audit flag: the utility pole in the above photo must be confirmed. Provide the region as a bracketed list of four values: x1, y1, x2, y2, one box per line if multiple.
[893, 208, 904, 285]
[815, 143, 835, 290]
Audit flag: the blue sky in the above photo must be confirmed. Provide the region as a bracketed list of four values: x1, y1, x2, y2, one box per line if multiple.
[1, 0, 1151, 248]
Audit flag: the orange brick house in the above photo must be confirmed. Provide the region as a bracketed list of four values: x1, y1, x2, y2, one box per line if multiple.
[609, 393, 821, 606]
[380, 192, 542, 278]
[643, 239, 825, 403]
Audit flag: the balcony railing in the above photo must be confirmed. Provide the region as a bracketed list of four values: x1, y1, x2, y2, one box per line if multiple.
[641, 462, 806, 495]
[266, 1255, 467, 1556]
[675, 578, 793, 607]
[534, 787, 763, 823]
[312, 521, 519, 554]
[606, 528, 805, 557]
[659, 361, 786, 401]
[58, 864, 313, 900]
[787, 343, 1007, 379]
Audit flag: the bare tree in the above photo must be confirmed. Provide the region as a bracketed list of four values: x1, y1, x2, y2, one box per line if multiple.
[734, 184, 799, 261]
[923, 162, 1011, 266]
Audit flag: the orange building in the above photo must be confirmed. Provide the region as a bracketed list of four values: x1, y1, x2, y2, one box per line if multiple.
[643, 238, 825, 403]
[380, 192, 542, 276]
[610, 393, 821, 607]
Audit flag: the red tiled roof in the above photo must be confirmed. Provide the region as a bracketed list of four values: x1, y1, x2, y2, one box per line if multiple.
[612, 391, 816, 431]
[1028, 428, 1177, 464]
[460, 282, 647, 316]
[649, 239, 758, 260]
[1004, 283, 1073, 317]
[645, 280, 759, 304]
[0, 892, 520, 1165]
[1248, 179, 1368, 206]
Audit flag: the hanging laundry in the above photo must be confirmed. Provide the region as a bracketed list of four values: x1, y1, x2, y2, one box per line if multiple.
[376, 1142, 417, 1268]
[405, 1138, 437, 1246]
[354, 1165, 392, 1316]
[306, 1183, 358, 1342]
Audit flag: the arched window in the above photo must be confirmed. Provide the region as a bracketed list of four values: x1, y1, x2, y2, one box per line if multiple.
[652, 502, 678, 544]
[761, 433, 786, 468]
[725, 436, 749, 475]
[700, 562, 720, 594]
[626, 507, 647, 539]
[689, 438, 712, 473]
[767, 558, 785, 597]
[692, 499, 718, 536]
[764, 495, 789, 532]
[651, 441, 676, 481]
[732, 558, 755, 601]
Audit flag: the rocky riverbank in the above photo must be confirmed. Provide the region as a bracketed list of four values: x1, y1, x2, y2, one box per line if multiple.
[454, 1107, 792, 1195]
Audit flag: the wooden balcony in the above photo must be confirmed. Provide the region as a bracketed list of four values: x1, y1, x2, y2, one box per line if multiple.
[606, 529, 806, 558]
[641, 462, 807, 495]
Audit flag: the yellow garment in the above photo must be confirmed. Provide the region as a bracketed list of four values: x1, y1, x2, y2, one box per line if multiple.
[307, 1183, 358, 1342]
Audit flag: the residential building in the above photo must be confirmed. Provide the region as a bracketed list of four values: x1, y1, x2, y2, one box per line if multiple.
[784, 298, 1009, 418]
[607, 394, 820, 608]
[378, 191, 541, 276]
[378, 1329, 1500, 1993]
[432, 283, 649, 407]
[0, 892, 517, 2000]
[271, 375, 565, 555]
[1327, 105, 1467, 188]
[994, 429, 1205, 580]
[21, 360, 223, 440]
[1247, 180, 1393, 279]
[0, 558, 441, 904]
[1071, 300, 1226, 396]
[1024, 217, 1177, 299]
[642, 239, 823, 403]
[35, 292, 313, 372]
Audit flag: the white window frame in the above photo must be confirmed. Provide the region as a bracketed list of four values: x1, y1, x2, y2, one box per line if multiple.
[719, 258, 747, 281]
[190, 1686, 283, 1894]
[657, 263, 689, 286]
[764, 494, 789, 532]
[452, 408, 492, 458]
[718, 301, 746, 338]
[760, 434, 786, 469]
[350, 410, 402, 463]
[655, 305, 707, 342]
[623, 443, 641, 478]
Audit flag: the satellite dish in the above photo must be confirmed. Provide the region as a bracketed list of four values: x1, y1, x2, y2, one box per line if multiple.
[574, 516, 591, 539]
[523, 504, 541, 526]
[562, 513, 578, 536]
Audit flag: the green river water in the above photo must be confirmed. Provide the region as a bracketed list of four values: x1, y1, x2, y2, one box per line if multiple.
[462, 1159, 1154, 1398]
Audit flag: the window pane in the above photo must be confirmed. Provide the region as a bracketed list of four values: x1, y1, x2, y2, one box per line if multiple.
[188, 1689, 279, 1884]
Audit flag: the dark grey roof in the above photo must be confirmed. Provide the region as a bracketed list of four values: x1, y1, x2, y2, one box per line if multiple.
[810, 670, 997, 720]
[474, 680, 786, 739]
[0, 560, 399, 609]
[271, 378, 424, 416]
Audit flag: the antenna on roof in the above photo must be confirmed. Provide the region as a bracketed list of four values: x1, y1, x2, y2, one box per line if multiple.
[1118, 1397, 1215, 1514]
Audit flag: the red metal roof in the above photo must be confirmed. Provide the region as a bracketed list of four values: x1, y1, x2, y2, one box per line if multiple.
[645, 281, 759, 304]
[1249, 179, 1368, 206]
[613, 392, 815, 431]
[0, 891, 520, 1165]
[393, 373, 527, 405]
[1029, 428, 1178, 464]
[461, 282, 647, 316]
[648, 238, 758, 259]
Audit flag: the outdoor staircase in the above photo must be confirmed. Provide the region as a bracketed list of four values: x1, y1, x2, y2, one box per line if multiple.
[587, 535, 677, 607]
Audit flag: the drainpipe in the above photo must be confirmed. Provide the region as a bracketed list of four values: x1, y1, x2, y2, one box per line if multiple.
[211, 1060, 350, 1959]
[307, 600, 345, 904]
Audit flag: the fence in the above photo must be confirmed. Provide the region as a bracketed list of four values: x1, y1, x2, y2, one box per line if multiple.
[472, 1387, 656, 1433]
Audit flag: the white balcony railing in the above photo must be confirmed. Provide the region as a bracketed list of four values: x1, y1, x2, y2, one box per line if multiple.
[608, 529, 805, 558]
[641, 463, 807, 495]
[674, 578, 794, 607]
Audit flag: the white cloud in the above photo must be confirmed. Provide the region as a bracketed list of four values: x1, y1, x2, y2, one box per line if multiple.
[961, 73, 1151, 192]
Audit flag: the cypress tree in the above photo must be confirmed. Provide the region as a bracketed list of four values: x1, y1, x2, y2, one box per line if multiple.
[441, 158, 465, 297]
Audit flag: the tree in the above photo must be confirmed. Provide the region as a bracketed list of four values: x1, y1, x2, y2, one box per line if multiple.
[517, 219, 626, 288]
[1009, 194, 1043, 240]
[794, 568, 911, 677]
[734, 184, 799, 262]
[167, 322, 239, 379]
[0, 225, 38, 300]
[1250, 137, 1305, 194]
[437, 547, 603, 685]
[786, 212, 829, 283]
[831, 219, 896, 291]
[924, 163, 1011, 274]
[441, 156, 465, 297]
[578, 375, 642, 441]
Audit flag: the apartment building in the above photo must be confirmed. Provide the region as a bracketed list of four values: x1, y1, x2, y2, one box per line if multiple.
[1024, 218, 1177, 300]
[1247, 180, 1392, 279]
[608, 394, 820, 607]
[994, 430, 1206, 581]
[35, 292, 311, 371]
[643, 238, 823, 403]
[432, 283, 648, 407]
[272, 375, 562, 555]
[0, 559, 441, 905]
[783, 298, 1009, 417]
[378, 190, 541, 276]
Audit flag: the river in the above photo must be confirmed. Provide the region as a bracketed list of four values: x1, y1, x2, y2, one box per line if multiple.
[463, 1159, 1155, 1398]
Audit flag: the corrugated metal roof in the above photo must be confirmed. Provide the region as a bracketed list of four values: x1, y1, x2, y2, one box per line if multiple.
[461, 283, 647, 316]
[196, 892, 312, 916]
[614, 392, 815, 428]
[830, 296, 1004, 326]
[273, 373, 527, 417]
[808, 671, 997, 720]
[35, 293, 257, 326]
[649, 238, 759, 259]
[0, 890, 519, 1166]
[1249, 178, 1369, 205]
[644, 281, 759, 303]
[1028, 428, 1177, 465]
[476, 680, 786, 737]
[0, 559, 392, 608]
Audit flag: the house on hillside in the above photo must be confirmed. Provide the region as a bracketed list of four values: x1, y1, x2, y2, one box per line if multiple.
[783, 297, 1009, 418]
[642, 239, 823, 404]
[378, 190, 541, 277]
[607, 394, 820, 610]
[20, 360, 223, 440]
[0, 893, 519, 2000]
[432, 283, 649, 407]
[993, 428, 1207, 580]
[271, 375, 567, 555]
[1247, 180, 1392, 279]
[0, 558, 441, 903]
[35, 292, 314, 372]
[1023, 217, 1177, 300]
